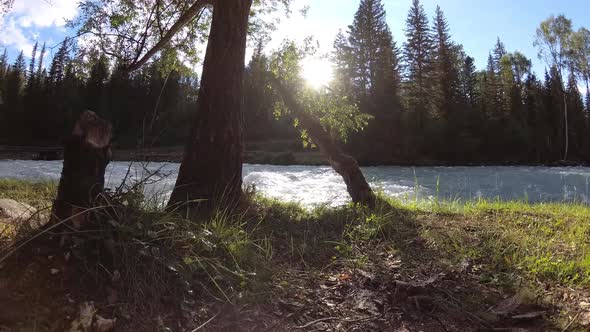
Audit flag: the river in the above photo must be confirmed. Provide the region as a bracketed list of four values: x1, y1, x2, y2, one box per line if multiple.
[0, 160, 589, 206]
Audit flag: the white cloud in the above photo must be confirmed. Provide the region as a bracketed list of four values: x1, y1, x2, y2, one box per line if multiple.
[0, 0, 78, 56]
[0, 17, 34, 55]
[11, 0, 78, 28]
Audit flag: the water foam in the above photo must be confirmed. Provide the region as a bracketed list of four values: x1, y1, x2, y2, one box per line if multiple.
[1, 161, 589, 206]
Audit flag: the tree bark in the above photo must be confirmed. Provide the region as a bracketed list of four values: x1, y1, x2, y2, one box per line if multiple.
[273, 80, 377, 208]
[167, 0, 252, 211]
[50, 111, 112, 228]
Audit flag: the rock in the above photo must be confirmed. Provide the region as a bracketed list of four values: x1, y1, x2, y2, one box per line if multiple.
[0, 199, 36, 221]
[0, 198, 49, 229]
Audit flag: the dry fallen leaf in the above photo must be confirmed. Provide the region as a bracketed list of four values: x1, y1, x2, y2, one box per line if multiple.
[339, 272, 352, 281]
[580, 311, 590, 326]
[94, 315, 116, 332]
[69, 302, 96, 332]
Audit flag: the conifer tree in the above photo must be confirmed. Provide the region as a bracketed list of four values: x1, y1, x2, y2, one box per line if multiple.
[0, 48, 7, 78]
[566, 73, 586, 157]
[49, 40, 69, 86]
[492, 38, 507, 74]
[404, 0, 435, 112]
[244, 42, 279, 140]
[4, 51, 26, 139]
[432, 5, 460, 119]
[0, 48, 8, 104]
[28, 42, 38, 81]
[333, 31, 354, 96]
[36, 43, 46, 80]
[403, 0, 436, 157]
[85, 55, 109, 117]
[459, 55, 478, 106]
[333, 0, 403, 162]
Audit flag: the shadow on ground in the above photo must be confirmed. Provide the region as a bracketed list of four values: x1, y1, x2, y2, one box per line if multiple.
[0, 199, 568, 331]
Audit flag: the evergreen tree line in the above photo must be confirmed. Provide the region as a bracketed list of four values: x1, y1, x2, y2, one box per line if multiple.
[0, 40, 199, 147]
[345, 0, 590, 163]
[0, 40, 298, 148]
[1, 0, 589, 165]
[246, 0, 590, 164]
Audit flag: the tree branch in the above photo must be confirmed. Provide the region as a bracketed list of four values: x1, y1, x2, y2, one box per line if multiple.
[124, 0, 213, 72]
[133, 2, 158, 65]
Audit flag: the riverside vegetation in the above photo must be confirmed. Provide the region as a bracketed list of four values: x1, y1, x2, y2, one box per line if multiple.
[1, 179, 590, 331]
[1, 0, 590, 330]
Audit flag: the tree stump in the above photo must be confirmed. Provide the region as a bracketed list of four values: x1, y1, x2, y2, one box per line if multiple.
[50, 111, 112, 229]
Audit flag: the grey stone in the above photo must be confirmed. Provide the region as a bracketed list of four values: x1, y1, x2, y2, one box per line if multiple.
[0, 199, 48, 229]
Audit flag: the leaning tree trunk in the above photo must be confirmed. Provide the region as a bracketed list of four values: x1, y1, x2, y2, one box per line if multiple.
[50, 111, 112, 229]
[273, 81, 376, 208]
[167, 0, 252, 211]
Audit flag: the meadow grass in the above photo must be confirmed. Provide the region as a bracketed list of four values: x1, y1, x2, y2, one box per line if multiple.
[1, 179, 590, 314]
[398, 196, 590, 286]
[0, 178, 57, 208]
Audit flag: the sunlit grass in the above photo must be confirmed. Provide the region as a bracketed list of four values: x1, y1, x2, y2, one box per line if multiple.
[0, 179, 57, 208]
[2, 178, 590, 289]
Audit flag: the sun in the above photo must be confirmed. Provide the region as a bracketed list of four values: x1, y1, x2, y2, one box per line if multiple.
[301, 57, 334, 89]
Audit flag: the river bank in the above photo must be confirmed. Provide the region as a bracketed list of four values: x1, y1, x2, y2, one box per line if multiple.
[1, 144, 588, 167]
[1, 179, 590, 330]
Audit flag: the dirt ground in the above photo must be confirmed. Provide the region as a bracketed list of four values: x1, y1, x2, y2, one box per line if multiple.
[0, 233, 568, 332]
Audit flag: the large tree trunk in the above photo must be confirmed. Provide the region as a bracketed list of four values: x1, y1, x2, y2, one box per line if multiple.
[50, 111, 112, 228]
[273, 80, 377, 208]
[167, 0, 252, 211]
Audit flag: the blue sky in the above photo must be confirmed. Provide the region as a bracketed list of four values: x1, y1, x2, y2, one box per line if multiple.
[1, 0, 589, 80]
[272, 0, 590, 78]
[0, 0, 78, 63]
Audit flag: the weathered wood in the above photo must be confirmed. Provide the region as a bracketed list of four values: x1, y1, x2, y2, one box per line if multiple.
[273, 80, 377, 208]
[50, 111, 112, 228]
[167, 0, 252, 212]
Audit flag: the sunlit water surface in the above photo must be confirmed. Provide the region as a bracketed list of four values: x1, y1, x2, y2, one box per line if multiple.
[1, 160, 589, 206]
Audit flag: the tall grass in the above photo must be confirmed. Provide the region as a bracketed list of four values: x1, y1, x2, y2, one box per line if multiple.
[2, 178, 590, 303]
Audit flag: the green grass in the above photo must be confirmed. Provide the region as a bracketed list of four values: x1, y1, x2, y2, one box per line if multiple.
[2, 179, 590, 287]
[0, 178, 57, 208]
[1, 179, 590, 328]
[389, 197, 590, 286]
